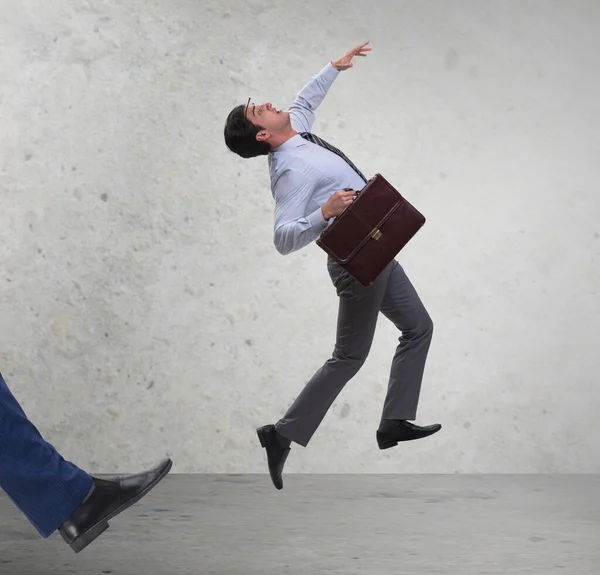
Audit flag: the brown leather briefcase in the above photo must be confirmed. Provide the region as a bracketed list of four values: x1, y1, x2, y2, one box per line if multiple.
[316, 173, 426, 286]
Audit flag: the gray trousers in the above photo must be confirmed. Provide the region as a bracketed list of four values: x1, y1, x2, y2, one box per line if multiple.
[275, 256, 434, 447]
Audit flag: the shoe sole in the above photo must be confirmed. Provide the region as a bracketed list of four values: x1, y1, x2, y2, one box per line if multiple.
[62, 458, 173, 553]
[377, 426, 442, 450]
[378, 439, 398, 450]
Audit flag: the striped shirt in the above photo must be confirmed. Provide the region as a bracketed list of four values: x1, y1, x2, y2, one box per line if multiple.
[268, 62, 366, 255]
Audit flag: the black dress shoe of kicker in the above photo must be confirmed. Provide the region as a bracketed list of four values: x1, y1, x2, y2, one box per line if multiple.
[59, 458, 173, 553]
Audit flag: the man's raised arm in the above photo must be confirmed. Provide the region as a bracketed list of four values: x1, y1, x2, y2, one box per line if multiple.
[288, 41, 371, 132]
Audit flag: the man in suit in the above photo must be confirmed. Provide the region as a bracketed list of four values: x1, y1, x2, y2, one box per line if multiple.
[223, 42, 441, 490]
[0, 371, 172, 553]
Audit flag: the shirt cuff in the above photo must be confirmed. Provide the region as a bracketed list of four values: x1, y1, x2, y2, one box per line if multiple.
[307, 206, 329, 233]
[326, 61, 341, 77]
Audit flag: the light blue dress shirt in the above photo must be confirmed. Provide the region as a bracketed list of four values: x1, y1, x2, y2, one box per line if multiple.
[268, 62, 367, 255]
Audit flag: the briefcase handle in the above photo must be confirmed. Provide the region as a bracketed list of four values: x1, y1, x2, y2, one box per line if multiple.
[337, 187, 360, 215]
[336, 175, 374, 216]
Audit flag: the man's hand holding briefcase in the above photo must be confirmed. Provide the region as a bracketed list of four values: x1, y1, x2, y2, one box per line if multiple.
[316, 174, 426, 287]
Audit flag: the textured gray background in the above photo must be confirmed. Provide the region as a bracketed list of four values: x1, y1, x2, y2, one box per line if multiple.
[0, 0, 598, 474]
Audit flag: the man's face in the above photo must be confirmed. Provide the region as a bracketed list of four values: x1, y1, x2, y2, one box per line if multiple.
[245, 98, 290, 142]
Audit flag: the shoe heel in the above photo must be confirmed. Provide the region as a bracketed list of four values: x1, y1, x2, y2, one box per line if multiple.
[69, 521, 110, 554]
[256, 427, 267, 448]
[377, 433, 398, 450]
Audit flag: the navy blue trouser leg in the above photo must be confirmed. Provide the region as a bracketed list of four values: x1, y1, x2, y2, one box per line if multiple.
[0, 372, 93, 538]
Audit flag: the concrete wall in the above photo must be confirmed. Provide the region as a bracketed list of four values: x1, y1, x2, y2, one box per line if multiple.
[1, 0, 598, 473]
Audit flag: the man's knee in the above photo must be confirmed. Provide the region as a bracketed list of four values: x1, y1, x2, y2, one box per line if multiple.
[406, 311, 433, 341]
[422, 313, 434, 336]
[332, 347, 368, 374]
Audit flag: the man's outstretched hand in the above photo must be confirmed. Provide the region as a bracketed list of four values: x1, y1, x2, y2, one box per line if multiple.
[332, 41, 371, 71]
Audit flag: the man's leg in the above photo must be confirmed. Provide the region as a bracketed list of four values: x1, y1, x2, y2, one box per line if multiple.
[376, 261, 441, 448]
[275, 258, 393, 447]
[0, 372, 93, 538]
[257, 259, 393, 489]
[0, 371, 172, 552]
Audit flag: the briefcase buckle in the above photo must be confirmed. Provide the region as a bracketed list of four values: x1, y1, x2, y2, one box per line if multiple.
[371, 228, 382, 241]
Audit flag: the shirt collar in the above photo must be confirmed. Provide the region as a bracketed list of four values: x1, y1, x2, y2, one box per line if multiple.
[271, 133, 305, 153]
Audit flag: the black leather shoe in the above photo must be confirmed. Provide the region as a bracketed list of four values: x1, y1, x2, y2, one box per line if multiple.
[59, 458, 172, 553]
[377, 420, 442, 449]
[257, 424, 290, 490]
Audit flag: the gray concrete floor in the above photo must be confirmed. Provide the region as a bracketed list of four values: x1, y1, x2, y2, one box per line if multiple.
[0, 475, 598, 574]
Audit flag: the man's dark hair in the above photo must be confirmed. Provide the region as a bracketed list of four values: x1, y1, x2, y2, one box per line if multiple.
[224, 104, 271, 158]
